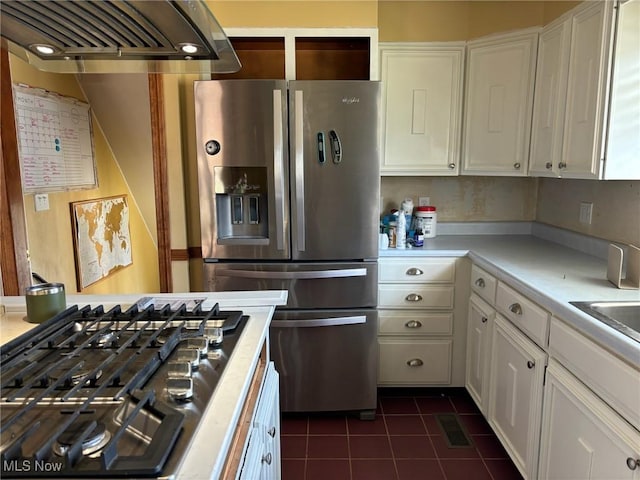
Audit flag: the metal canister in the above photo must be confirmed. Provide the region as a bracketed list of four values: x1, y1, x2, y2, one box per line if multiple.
[25, 283, 66, 324]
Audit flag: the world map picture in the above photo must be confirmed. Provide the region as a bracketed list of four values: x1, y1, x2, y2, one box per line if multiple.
[71, 195, 132, 289]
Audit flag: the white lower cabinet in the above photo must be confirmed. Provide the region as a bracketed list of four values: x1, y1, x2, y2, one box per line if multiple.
[539, 360, 640, 480]
[465, 293, 494, 415]
[239, 362, 281, 480]
[488, 314, 547, 480]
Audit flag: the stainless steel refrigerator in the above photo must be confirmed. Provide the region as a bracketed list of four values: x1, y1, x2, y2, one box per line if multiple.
[195, 79, 380, 416]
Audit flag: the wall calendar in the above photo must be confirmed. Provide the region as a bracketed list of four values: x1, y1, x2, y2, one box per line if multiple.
[12, 84, 97, 193]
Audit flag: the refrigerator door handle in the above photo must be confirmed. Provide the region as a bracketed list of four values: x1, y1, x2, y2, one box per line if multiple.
[294, 89, 306, 252]
[273, 315, 367, 328]
[273, 89, 286, 251]
[215, 268, 367, 280]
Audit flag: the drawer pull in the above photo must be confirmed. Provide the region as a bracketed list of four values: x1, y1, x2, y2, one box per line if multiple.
[475, 278, 485, 288]
[405, 293, 423, 302]
[627, 458, 640, 470]
[262, 452, 272, 465]
[509, 303, 523, 315]
[405, 320, 423, 329]
[406, 267, 424, 276]
[268, 426, 276, 437]
[481, 316, 488, 324]
[407, 358, 424, 367]
[527, 360, 535, 369]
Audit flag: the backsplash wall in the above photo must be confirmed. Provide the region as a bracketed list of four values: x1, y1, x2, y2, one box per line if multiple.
[380, 176, 538, 221]
[536, 179, 640, 246]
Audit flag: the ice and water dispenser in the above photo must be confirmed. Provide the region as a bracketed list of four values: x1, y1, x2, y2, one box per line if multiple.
[214, 166, 269, 243]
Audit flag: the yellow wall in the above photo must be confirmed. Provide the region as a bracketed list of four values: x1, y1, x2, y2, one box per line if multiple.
[208, 1, 378, 27]
[9, 56, 160, 295]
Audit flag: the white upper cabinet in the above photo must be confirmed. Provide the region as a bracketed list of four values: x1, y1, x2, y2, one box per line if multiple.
[529, 18, 571, 177]
[530, 0, 638, 180]
[461, 30, 538, 176]
[380, 44, 464, 175]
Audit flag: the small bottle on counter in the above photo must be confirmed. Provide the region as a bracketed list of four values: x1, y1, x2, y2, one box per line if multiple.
[413, 228, 424, 247]
[388, 222, 397, 248]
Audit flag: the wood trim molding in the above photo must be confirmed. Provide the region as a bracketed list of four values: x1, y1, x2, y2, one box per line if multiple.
[148, 74, 172, 293]
[1, 46, 31, 295]
[170, 249, 189, 262]
[187, 246, 203, 259]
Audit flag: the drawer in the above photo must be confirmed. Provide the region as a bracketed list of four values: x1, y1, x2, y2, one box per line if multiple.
[378, 311, 453, 336]
[379, 258, 455, 283]
[495, 282, 549, 347]
[549, 317, 640, 431]
[470, 264, 497, 304]
[378, 284, 454, 309]
[378, 338, 452, 384]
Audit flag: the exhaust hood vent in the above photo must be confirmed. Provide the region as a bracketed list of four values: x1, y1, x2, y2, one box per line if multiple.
[0, 0, 241, 74]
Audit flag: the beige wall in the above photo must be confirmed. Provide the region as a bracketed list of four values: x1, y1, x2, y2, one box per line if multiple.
[537, 179, 640, 246]
[9, 56, 160, 294]
[381, 177, 538, 221]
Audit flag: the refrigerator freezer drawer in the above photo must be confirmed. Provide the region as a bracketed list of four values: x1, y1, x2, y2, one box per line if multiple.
[270, 309, 378, 413]
[204, 262, 378, 309]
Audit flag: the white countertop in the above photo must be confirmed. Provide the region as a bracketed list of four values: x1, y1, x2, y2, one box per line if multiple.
[0, 290, 288, 480]
[381, 235, 640, 367]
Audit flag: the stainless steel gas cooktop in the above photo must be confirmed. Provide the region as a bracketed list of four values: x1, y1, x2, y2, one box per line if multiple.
[0, 301, 248, 478]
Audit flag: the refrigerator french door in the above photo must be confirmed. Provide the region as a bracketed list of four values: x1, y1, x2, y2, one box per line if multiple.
[195, 79, 381, 414]
[195, 79, 380, 261]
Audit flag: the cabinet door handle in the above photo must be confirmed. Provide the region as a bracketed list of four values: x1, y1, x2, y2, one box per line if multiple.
[407, 358, 424, 367]
[513, 162, 521, 169]
[406, 267, 424, 276]
[627, 458, 640, 470]
[268, 426, 276, 438]
[405, 320, 423, 329]
[509, 303, 523, 315]
[405, 293, 423, 302]
[448, 163, 456, 169]
[481, 316, 488, 324]
[558, 162, 567, 169]
[475, 278, 485, 288]
[527, 360, 535, 369]
[545, 162, 553, 169]
[262, 452, 272, 465]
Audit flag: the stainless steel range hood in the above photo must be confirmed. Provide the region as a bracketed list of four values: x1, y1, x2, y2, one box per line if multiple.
[0, 0, 241, 74]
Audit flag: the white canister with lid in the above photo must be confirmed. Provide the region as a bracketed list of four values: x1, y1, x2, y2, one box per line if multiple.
[414, 206, 437, 238]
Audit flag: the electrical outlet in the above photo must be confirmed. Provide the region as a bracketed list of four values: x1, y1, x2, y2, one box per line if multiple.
[579, 202, 593, 225]
[34, 193, 49, 212]
[418, 196, 431, 207]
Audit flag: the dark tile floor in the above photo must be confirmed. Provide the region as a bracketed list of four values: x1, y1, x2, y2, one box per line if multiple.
[280, 388, 524, 480]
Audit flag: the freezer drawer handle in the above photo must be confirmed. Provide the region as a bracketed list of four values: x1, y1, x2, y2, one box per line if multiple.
[405, 293, 423, 302]
[406, 358, 424, 367]
[215, 268, 367, 280]
[275, 315, 367, 328]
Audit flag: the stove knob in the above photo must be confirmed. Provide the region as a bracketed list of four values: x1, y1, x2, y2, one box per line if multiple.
[167, 360, 192, 378]
[204, 326, 223, 347]
[175, 348, 201, 369]
[167, 377, 194, 402]
[186, 337, 209, 357]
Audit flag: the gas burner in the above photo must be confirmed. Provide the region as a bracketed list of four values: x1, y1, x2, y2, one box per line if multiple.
[157, 327, 181, 345]
[91, 330, 118, 348]
[53, 419, 112, 458]
[49, 351, 111, 387]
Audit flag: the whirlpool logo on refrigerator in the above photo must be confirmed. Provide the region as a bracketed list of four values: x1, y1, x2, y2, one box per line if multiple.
[341, 97, 360, 104]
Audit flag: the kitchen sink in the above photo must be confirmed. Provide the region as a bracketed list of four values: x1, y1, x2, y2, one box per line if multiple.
[571, 301, 640, 343]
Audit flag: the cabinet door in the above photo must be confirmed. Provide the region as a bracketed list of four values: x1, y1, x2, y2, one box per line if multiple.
[539, 360, 640, 480]
[380, 45, 464, 175]
[255, 363, 281, 480]
[529, 17, 571, 177]
[465, 294, 494, 415]
[462, 31, 538, 176]
[561, 1, 614, 179]
[488, 315, 546, 480]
